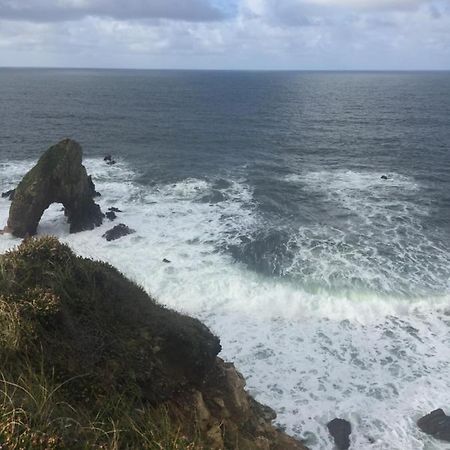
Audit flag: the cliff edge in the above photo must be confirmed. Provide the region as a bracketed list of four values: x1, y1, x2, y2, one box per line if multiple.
[0, 237, 306, 449]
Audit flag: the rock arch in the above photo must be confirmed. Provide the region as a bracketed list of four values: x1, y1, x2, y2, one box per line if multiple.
[6, 139, 103, 238]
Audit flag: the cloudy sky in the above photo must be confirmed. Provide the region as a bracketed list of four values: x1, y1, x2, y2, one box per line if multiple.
[0, 0, 449, 69]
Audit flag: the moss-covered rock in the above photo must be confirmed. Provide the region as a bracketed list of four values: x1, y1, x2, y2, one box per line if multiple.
[6, 139, 103, 237]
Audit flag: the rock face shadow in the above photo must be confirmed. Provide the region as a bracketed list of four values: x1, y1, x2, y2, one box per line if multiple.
[6, 139, 103, 237]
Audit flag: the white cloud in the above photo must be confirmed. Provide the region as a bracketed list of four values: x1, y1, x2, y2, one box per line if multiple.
[306, 0, 426, 10]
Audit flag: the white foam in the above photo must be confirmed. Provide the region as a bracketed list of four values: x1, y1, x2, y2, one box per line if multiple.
[283, 170, 450, 296]
[1, 160, 450, 449]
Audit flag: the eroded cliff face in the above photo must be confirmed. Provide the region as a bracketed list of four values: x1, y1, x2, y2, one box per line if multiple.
[179, 358, 306, 450]
[6, 139, 103, 237]
[0, 237, 306, 449]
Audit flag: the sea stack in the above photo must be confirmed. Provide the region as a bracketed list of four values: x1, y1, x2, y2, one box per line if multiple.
[6, 139, 103, 237]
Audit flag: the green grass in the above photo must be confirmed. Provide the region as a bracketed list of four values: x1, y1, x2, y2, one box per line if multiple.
[0, 366, 204, 449]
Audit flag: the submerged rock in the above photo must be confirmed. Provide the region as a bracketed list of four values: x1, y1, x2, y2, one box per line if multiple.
[381, 175, 388, 180]
[162, 258, 171, 263]
[1, 189, 15, 200]
[108, 206, 122, 213]
[212, 178, 233, 190]
[199, 190, 226, 204]
[327, 418, 351, 450]
[418, 409, 450, 442]
[229, 229, 296, 276]
[6, 139, 103, 237]
[102, 223, 135, 241]
[104, 154, 112, 162]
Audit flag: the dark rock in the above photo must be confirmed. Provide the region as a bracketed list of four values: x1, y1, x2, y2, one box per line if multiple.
[87, 175, 101, 197]
[418, 409, 450, 442]
[108, 207, 122, 213]
[199, 190, 226, 204]
[104, 154, 112, 162]
[381, 175, 388, 180]
[327, 418, 352, 450]
[106, 160, 116, 166]
[102, 223, 135, 241]
[6, 139, 103, 238]
[1, 189, 15, 200]
[105, 211, 117, 221]
[162, 258, 171, 263]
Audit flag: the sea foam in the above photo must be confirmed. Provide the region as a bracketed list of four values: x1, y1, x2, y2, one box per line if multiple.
[1, 159, 450, 449]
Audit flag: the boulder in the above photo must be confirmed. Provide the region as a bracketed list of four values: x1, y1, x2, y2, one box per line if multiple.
[102, 223, 135, 241]
[417, 409, 450, 442]
[381, 175, 388, 180]
[105, 211, 117, 221]
[104, 154, 112, 162]
[1, 189, 15, 200]
[6, 139, 103, 238]
[109, 206, 122, 213]
[327, 418, 351, 450]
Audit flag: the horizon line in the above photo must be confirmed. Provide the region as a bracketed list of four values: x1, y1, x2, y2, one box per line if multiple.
[1, 65, 449, 73]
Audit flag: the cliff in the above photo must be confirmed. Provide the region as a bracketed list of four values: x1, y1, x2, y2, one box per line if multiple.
[0, 237, 306, 449]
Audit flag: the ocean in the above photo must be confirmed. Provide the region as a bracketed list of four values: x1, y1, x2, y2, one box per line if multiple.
[1, 68, 450, 449]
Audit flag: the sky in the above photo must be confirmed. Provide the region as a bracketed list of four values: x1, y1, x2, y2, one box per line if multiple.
[0, 0, 449, 70]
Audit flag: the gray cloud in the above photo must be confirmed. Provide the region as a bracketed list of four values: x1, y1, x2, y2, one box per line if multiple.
[0, 0, 228, 23]
[0, 0, 449, 69]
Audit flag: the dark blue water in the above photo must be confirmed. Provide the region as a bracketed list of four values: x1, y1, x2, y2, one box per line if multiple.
[2, 68, 450, 296]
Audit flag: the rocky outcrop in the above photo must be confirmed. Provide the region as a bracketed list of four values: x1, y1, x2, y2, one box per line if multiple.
[327, 418, 351, 450]
[184, 358, 306, 450]
[0, 237, 307, 449]
[6, 139, 103, 237]
[1, 189, 15, 200]
[418, 409, 450, 442]
[102, 223, 135, 241]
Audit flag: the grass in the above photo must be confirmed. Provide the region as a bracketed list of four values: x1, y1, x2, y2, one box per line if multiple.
[0, 365, 204, 449]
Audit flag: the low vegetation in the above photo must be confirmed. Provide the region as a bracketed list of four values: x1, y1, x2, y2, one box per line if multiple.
[0, 236, 211, 449]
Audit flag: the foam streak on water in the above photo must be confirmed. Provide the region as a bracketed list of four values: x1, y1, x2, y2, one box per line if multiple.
[1, 159, 450, 450]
